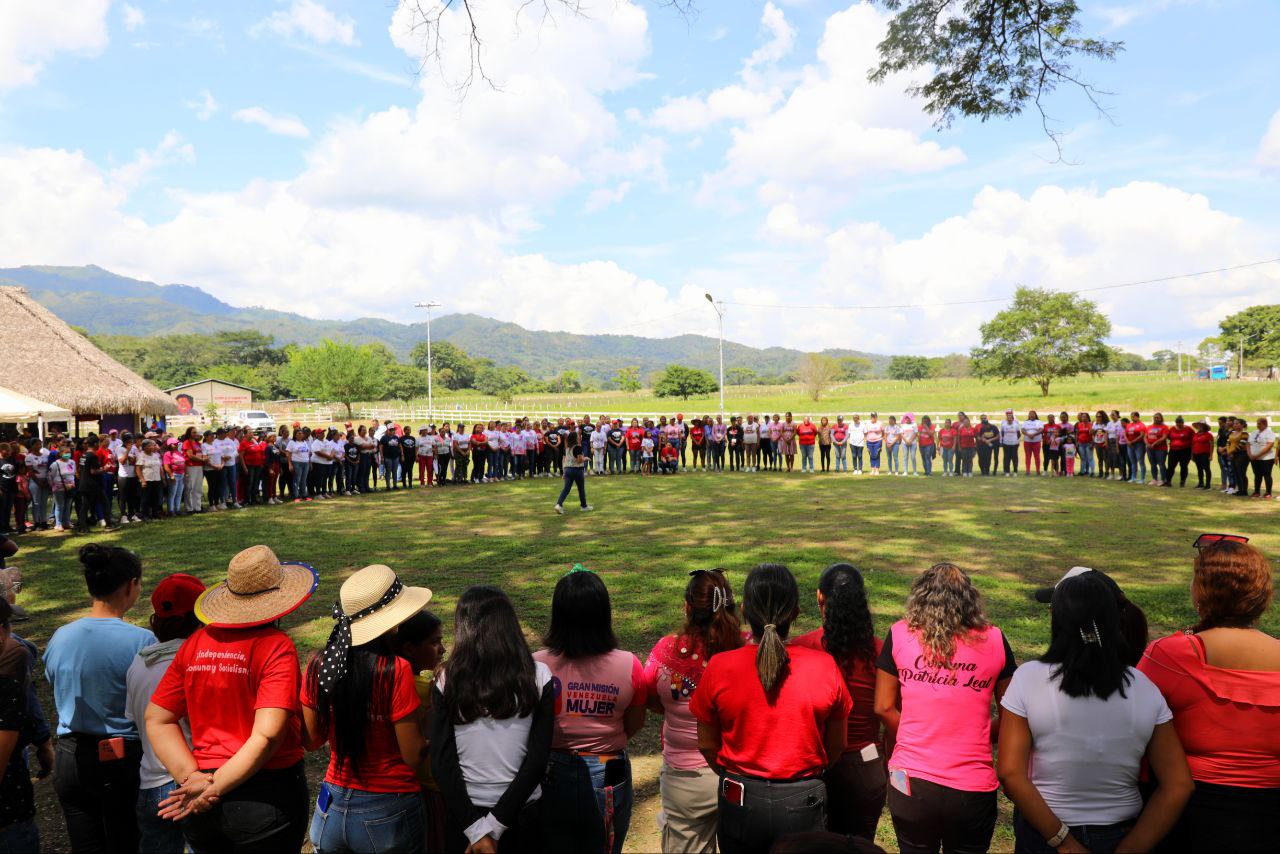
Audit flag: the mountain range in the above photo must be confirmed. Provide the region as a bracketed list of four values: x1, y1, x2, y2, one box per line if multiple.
[0, 265, 889, 382]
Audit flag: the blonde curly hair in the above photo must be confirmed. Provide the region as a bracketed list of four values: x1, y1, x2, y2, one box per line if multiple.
[905, 563, 989, 668]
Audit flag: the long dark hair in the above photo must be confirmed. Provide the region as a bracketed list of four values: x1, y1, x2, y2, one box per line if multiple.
[79, 543, 142, 599]
[742, 564, 799, 692]
[305, 634, 398, 772]
[543, 571, 618, 660]
[681, 569, 743, 657]
[818, 564, 876, 670]
[1041, 573, 1131, 699]
[442, 585, 538, 724]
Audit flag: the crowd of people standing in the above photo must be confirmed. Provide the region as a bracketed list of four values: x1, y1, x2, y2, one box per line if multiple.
[1, 529, 1277, 854]
[1, 407, 1275, 535]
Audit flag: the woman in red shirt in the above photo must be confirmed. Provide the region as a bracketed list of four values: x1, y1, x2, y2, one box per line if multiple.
[690, 420, 706, 471]
[301, 564, 433, 853]
[1191, 421, 1215, 489]
[796, 417, 818, 473]
[1145, 413, 1170, 486]
[1165, 416, 1195, 487]
[147, 545, 319, 853]
[956, 416, 977, 477]
[691, 563, 850, 854]
[917, 416, 936, 476]
[792, 564, 885, 839]
[938, 419, 957, 476]
[1138, 539, 1280, 853]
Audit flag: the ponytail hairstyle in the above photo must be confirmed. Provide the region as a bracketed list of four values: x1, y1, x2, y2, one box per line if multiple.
[1041, 573, 1131, 699]
[79, 543, 142, 599]
[818, 564, 876, 671]
[904, 562, 987, 669]
[742, 563, 799, 692]
[681, 569, 744, 657]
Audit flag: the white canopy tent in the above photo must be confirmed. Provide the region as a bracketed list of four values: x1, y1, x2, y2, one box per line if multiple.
[0, 385, 72, 439]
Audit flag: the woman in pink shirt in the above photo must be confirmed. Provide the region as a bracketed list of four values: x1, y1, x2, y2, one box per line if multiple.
[534, 569, 647, 854]
[875, 563, 1015, 854]
[645, 570, 743, 853]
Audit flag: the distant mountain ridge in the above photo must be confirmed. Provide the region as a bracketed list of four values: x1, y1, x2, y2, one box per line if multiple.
[0, 265, 889, 382]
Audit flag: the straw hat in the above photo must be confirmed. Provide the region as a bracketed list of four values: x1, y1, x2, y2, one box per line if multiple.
[340, 565, 432, 646]
[195, 545, 319, 628]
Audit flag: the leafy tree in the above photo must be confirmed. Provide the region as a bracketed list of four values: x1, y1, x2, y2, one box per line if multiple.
[215, 330, 287, 366]
[1219, 304, 1280, 366]
[1150, 349, 1178, 371]
[547, 370, 583, 394]
[410, 340, 476, 389]
[726, 367, 759, 386]
[970, 287, 1112, 397]
[653, 364, 719, 400]
[798, 354, 840, 401]
[1107, 349, 1150, 372]
[939, 353, 972, 378]
[835, 356, 873, 382]
[475, 365, 531, 404]
[614, 366, 642, 392]
[283, 340, 388, 419]
[870, 1, 1121, 151]
[887, 355, 931, 384]
[384, 364, 430, 402]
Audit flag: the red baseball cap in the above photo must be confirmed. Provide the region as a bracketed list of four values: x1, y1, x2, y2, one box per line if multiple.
[152, 573, 206, 618]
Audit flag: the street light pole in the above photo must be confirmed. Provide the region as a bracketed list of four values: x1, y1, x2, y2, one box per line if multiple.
[1177, 340, 1182, 378]
[705, 293, 725, 414]
[414, 301, 441, 421]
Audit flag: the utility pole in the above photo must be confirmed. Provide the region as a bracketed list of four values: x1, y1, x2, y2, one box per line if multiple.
[1177, 340, 1182, 377]
[414, 301, 441, 421]
[705, 293, 725, 414]
[1240, 334, 1245, 379]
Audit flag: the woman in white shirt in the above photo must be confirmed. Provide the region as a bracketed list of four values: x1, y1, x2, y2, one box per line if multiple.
[997, 572, 1193, 854]
[429, 585, 554, 852]
[884, 416, 902, 476]
[285, 429, 312, 501]
[1021, 411, 1044, 477]
[848, 415, 866, 475]
[137, 440, 165, 520]
[900, 415, 919, 476]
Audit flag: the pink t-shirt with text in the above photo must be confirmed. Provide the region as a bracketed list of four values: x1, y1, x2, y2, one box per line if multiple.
[533, 647, 647, 754]
[163, 450, 187, 475]
[877, 620, 1015, 792]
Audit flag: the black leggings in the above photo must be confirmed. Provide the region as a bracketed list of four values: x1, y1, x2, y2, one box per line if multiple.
[825, 748, 887, 839]
[1167, 448, 1192, 485]
[141, 480, 163, 518]
[958, 447, 975, 475]
[819, 444, 831, 471]
[887, 776, 996, 854]
[1251, 459, 1275, 496]
[181, 762, 308, 854]
[1193, 452, 1212, 487]
[54, 734, 142, 854]
[556, 467, 587, 508]
[1232, 454, 1251, 496]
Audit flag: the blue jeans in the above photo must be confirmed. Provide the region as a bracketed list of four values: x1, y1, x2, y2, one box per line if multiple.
[834, 444, 847, 471]
[903, 444, 917, 474]
[887, 443, 900, 473]
[800, 444, 814, 471]
[941, 446, 954, 474]
[382, 456, 400, 488]
[1013, 811, 1131, 854]
[138, 780, 185, 854]
[866, 441, 882, 469]
[920, 444, 934, 475]
[167, 474, 185, 515]
[28, 479, 48, 526]
[0, 818, 38, 854]
[1148, 447, 1167, 483]
[223, 464, 238, 504]
[542, 751, 632, 854]
[293, 461, 310, 498]
[1128, 443, 1147, 482]
[309, 786, 425, 854]
[52, 490, 74, 527]
[1078, 443, 1095, 475]
[1218, 450, 1234, 488]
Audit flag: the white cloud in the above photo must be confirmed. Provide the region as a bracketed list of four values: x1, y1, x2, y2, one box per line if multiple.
[109, 131, 196, 190]
[122, 3, 145, 32]
[253, 0, 357, 46]
[233, 107, 311, 139]
[184, 90, 219, 120]
[0, 0, 110, 92]
[584, 182, 632, 213]
[744, 2, 795, 76]
[1258, 110, 1280, 171]
[760, 202, 824, 242]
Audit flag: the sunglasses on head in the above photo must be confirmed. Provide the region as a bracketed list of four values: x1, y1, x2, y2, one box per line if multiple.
[1193, 533, 1249, 551]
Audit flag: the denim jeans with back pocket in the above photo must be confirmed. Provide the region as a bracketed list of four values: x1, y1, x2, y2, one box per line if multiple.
[541, 751, 633, 854]
[309, 785, 425, 854]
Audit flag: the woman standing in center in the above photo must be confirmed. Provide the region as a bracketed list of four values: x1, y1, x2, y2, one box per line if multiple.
[792, 564, 886, 840]
[874, 563, 1016, 854]
[691, 563, 851, 854]
[645, 569, 744, 852]
[535, 569, 647, 854]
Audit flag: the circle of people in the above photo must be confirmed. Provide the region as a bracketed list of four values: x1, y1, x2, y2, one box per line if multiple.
[2, 408, 1277, 536]
[1, 533, 1277, 854]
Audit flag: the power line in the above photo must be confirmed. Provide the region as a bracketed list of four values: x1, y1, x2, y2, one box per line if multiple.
[721, 256, 1280, 312]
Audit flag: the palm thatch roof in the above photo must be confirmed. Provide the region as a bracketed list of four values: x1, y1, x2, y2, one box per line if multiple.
[0, 286, 178, 416]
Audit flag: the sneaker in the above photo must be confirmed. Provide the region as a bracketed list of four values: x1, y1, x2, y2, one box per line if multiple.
[554, 504, 564, 515]
[119, 516, 132, 525]
[294, 498, 303, 503]
[580, 504, 593, 512]
[99, 520, 107, 528]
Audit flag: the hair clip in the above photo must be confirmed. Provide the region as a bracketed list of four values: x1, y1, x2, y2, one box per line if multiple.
[711, 586, 730, 613]
[568, 563, 594, 575]
[1079, 621, 1103, 647]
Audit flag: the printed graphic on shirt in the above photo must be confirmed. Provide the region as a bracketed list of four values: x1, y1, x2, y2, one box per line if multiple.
[551, 675, 621, 718]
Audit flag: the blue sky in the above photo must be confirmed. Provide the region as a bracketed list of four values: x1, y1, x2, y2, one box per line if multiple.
[1, 0, 1278, 357]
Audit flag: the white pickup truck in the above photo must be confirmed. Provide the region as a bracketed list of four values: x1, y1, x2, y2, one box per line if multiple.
[235, 410, 276, 432]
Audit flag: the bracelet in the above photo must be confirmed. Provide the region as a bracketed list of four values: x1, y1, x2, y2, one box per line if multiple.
[1047, 823, 1070, 847]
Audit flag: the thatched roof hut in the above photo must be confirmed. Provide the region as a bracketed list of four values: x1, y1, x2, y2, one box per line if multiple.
[0, 286, 177, 416]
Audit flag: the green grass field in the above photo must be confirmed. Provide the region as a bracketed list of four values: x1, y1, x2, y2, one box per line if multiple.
[321, 373, 1280, 423]
[12, 471, 1280, 852]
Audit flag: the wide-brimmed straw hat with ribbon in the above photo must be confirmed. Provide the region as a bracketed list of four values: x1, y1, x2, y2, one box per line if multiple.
[314, 565, 432, 692]
[195, 545, 319, 628]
